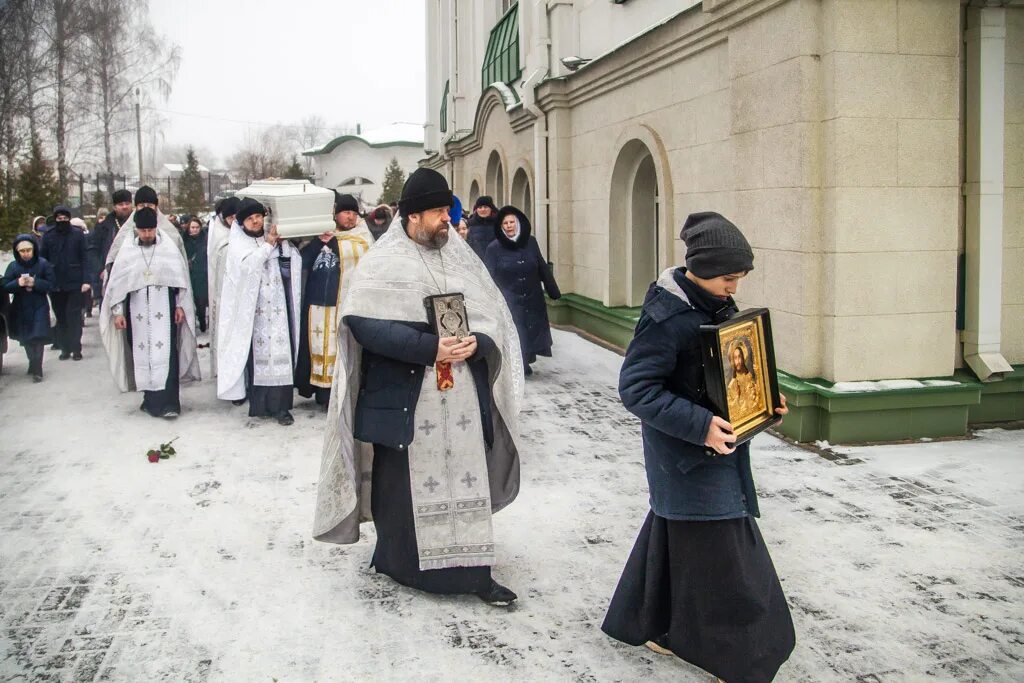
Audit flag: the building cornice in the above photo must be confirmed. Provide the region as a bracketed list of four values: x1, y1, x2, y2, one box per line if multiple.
[534, 0, 790, 112]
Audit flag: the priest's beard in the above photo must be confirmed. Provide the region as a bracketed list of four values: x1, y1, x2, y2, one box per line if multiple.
[243, 227, 265, 238]
[412, 222, 449, 249]
[139, 238, 156, 247]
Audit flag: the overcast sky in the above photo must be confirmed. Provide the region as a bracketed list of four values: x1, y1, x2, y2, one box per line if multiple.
[147, 0, 426, 167]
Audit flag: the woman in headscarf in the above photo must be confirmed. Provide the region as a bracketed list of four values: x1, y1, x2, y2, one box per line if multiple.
[483, 206, 561, 376]
[182, 216, 209, 332]
[1, 234, 55, 382]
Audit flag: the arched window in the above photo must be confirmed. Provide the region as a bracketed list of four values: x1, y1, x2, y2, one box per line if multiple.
[338, 176, 373, 187]
[610, 140, 661, 307]
[486, 151, 505, 206]
[510, 168, 531, 223]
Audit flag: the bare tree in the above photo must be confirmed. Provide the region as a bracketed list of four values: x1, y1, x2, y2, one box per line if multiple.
[228, 126, 293, 180]
[81, 0, 181, 191]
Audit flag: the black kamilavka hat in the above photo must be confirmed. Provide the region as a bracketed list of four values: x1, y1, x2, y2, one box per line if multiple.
[398, 168, 453, 216]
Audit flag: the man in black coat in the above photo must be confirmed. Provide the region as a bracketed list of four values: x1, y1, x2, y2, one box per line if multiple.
[91, 189, 133, 298]
[40, 205, 90, 360]
[466, 195, 498, 260]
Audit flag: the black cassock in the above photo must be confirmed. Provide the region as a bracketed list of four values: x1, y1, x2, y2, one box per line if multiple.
[244, 255, 296, 417]
[124, 287, 180, 417]
[295, 238, 341, 406]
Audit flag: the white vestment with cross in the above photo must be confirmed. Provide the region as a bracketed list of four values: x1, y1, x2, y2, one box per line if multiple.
[407, 358, 494, 570]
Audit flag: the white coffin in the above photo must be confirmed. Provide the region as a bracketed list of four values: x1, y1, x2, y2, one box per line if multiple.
[235, 180, 334, 239]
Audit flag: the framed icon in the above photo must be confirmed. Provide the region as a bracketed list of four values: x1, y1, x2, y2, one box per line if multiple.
[700, 308, 782, 445]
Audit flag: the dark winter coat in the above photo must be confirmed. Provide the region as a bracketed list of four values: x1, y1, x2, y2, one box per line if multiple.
[90, 211, 126, 286]
[345, 316, 495, 451]
[183, 229, 209, 302]
[466, 213, 498, 260]
[1, 235, 54, 343]
[618, 267, 758, 521]
[483, 206, 560, 362]
[39, 222, 89, 291]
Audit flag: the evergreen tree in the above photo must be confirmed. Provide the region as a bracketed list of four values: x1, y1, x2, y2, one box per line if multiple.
[176, 147, 206, 216]
[6, 136, 62, 244]
[377, 157, 406, 205]
[282, 156, 306, 180]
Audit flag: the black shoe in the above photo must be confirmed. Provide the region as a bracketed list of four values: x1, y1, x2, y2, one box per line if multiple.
[231, 398, 246, 406]
[477, 580, 517, 606]
[72, 352, 82, 361]
[32, 374, 43, 383]
[51, 344, 61, 351]
[277, 411, 294, 426]
[524, 365, 533, 377]
[58, 352, 70, 361]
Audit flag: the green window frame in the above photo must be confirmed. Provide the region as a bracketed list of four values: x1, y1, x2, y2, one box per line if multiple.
[440, 80, 450, 134]
[482, 3, 521, 87]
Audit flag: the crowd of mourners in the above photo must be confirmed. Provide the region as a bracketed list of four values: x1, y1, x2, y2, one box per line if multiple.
[1, 169, 796, 682]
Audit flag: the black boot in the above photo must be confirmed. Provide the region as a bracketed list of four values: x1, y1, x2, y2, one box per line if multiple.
[477, 580, 517, 606]
[277, 411, 294, 426]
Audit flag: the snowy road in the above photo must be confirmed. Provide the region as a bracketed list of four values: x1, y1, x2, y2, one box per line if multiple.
[0, 321, 1022, 682]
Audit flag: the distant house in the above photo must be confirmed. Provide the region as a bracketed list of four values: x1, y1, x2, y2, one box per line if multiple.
[156, 162, 210, 179]
[302, 123, 424, 210]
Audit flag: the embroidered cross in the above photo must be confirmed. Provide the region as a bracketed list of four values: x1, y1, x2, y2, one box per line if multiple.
[256, 338, 265, 346]
[155, 311, 163, 320]
[273, 306, 283, 316]
[418, 420, 437, 436]
[313, 325, 324, 336]
[138, 342, 145, 350]
[461, 472, 478, 489]
[256, 307, 263, 316]
[423, 477, 440, 493]
[155, 341, 164, 349]
[136, 313, 144, 321]
[457, 414, 472, 431]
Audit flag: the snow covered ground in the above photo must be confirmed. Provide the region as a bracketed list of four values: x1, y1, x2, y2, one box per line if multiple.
[0, 322, 1021, 682]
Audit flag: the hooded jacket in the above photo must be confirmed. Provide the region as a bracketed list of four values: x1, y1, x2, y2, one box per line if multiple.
[618, 267, 758, 521]
[483, 206, 561, 359]
[1, 235, 55, 342]
[40, 221, 89, 290]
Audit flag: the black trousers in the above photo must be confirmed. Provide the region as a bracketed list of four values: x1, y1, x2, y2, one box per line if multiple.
[195, 302, 208, 332]
[49, 290, 83, 353]
[24, 342, 44, 376]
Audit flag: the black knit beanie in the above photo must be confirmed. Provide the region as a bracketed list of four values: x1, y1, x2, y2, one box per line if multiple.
[53, 205, 72, 219]
[219, 196, 241, 219]
[134, 185, 159, 206]
[680, 212, 754, 278]
[236, 197, 267, 225]
[135, 207, 158, 229]
[112, 189, 132, 205]
[398, 168, 452, 216]
[334, 193, 359, 214]
[473, 195, 497, 212]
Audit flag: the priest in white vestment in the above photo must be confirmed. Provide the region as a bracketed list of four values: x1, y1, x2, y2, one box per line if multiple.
[99, 208, 201, 418]
[216, 198, 301, 426]
[206, 196, 239, 378]
[313, 169, 523, 605]
[295, 192, 374, 407]
[104, 186, 188, 277]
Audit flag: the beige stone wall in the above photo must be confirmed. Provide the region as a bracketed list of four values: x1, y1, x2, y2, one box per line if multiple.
[1004, 8, 1024, 364]
[437, 0, 973, 382]
[819, 0, 961, 381]
[448, 97, 533, 221]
